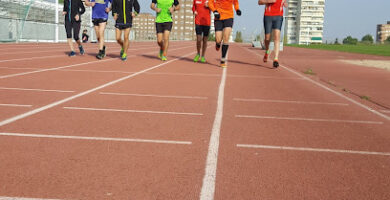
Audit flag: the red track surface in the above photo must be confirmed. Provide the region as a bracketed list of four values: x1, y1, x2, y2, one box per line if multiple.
[0, 42, 389, 200]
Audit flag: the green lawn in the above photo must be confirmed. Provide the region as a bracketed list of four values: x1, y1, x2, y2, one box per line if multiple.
[286, 44, 390, 57]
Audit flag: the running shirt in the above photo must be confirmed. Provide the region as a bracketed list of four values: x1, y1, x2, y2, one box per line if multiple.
[264, 0, 285, 16]
[192, 0, 211, 26]
[208, 0, 239, 20]
[90, 0, 112, 19]
[152, 0, 179, 23]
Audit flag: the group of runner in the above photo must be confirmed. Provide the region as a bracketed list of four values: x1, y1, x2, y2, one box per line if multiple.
[63, 0, 286, 68]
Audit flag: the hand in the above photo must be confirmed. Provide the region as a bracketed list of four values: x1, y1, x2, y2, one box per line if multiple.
[169, 7, 175, 14]
[213, 11, 220, 20]
[194, 11, 198, 16]
[131, 12, 136, 17]
[113, 13, 118, 21]
[155, 8, 161, 13]
[205, 0, 209, 7]
[91, 2, 96, 7]
[75, 14, 80, 21]
[105, 7, 110, 13]
[236, 9, 241, 16]
[62, 11, 67, 16]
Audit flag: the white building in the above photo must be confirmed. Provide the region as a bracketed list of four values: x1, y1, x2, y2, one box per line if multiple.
[285, 0, 325, 44]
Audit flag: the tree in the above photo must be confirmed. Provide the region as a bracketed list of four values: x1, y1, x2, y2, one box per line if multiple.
[361, 34, 374, 44]
[208, 32, 215, 41]
[334, 38, 340, 44]
[343, 36, 358, 45]
[234, 31, 243, 43]
[386, 36, 390, 43]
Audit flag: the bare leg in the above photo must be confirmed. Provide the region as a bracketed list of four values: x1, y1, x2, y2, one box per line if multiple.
[123, 28, 131, 54]
[98, 22, 106, 51]
[196, 35, 202, 55]
[67, 38, 74, 51]
[163, 30, 170, 56]
[264, 33, 271, 52]
[94, 26, 100, 43]
[116, 28, 123, 48]
[157, 33, 163, 51]
[202, 36, 208, 57]
[273, 29, 281, 60]
[215, 31, 223, 45]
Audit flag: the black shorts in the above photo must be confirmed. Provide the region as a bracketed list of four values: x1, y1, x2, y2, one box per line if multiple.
[214, 18, 234, 32]
[65, 20, 81, 40]
[156, 22, 173, 33]
[115, 23, 132, 30]
[195, 25, 210, 37]
[264, 16, 283, 34]
[93, 18, 108, 26]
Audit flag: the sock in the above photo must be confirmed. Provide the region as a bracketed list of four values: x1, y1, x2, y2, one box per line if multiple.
[266, 50, 270, 54]
[222, 44, 229, 59]
[216, 43, 221, 49]
[274, 57, 278, 61]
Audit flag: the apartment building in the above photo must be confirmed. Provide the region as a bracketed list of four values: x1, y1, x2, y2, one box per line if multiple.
[171, 0, 196, 40]
[132, 13, 156, 41]
[285, 0, 325, 44]
[376, 21, 390, 43]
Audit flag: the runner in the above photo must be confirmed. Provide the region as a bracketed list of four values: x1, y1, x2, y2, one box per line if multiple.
[258, 0, 287, 68]
[112, 0, 140, 61]
[150, 0, 180, 61]
[85, 0, 112, 59]
[208, 0, 241, 67]
[63, 0, 85, 57]
[192, 0, 211, 63]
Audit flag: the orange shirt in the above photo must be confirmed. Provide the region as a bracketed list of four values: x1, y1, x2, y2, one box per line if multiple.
[264, 0, 285, 16]
[208, 0, 239, 20]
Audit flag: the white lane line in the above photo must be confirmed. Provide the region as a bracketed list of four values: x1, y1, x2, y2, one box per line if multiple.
[63, 106, 203, 116]
[236, 115, 383, 125]
[0, 58, 115, 79]
[200, 68, 227, 199]
[146, 72, 221, 77]
[0, 132, 192, 145]
[0, 50, 197, 127]
[228, 74, 304, 80]
[100, 92, 208, 100]
[234, 98, 349, 106]
[0, 55, 63, 63]
[0, 196, 59, 200]
[0, 103, 32, 107]
[241, 46, 390, 121]
[0, 67, 39, 70]
[237, 144, 390, 156]
[380, 110, 390, 113]
[0, 87, 74, 93]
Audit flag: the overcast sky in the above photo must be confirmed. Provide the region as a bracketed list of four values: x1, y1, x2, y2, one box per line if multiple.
[138, 0, 390, 41]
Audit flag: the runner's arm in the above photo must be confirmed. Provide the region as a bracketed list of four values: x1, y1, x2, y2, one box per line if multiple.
[192, 0, 195, 13]
[173, 0, 180, 11]
[112, 0, 118, 16]
[208, 0, 216, 12]
[150, 0, 160, 13]
[233, 0, 239, 11]
[133, 0, 140, 15]
[78, 0, 85, 15]
[63, 0, 67, 14]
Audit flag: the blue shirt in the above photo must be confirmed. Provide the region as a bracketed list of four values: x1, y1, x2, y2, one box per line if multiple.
[91, 0, 112, 19]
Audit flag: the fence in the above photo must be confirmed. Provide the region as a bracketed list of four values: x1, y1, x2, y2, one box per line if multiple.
[0, 0, 119, 42]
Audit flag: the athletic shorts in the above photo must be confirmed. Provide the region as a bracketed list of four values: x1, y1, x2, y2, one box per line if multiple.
[214, 18, 234, 32]
[156, 22, 173, 33]
[65, 20, 81, 40]
[93, 18, 108, 26]
[195, 25, 210, 37]
[264, 16, 283, 34]
[115, 23, 132, 30]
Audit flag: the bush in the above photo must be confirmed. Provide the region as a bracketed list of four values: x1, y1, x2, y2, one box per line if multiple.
[343, 36, 358, 45]
[361, 34, 374, 44]
[234, 31, 243, 43]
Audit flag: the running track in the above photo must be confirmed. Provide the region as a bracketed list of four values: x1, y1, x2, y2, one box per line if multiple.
[0, 42, 389, 200]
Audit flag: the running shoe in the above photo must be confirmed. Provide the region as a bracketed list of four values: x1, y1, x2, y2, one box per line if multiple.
[68, 51, 76, 57]
[121, 53, 127, 61]
[96, 50, 104, 59]
[193, 54, 200, 62]
[220, 58, 227, 68]
[273, 60, 279, 68]
[200, 57, 206, 63]
[79, 45, 85, 55]
[158, 50, 163, 59]
[161, 56, 167, 61]
[263, 53, 269, 63]
[120, 48, 124, 57]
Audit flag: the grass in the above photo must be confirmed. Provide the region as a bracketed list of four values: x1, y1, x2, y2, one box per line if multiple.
[286, 43, 390, 57]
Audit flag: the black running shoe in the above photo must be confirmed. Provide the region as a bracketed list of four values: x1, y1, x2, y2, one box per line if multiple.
[68, 51, 76, 57]
[273, 60, 279, 68]
[79, 45, 85, 55]
[96, 50, 104, 59]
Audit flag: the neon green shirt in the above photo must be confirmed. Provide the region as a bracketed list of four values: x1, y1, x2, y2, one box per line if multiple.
[152, 0, 179, 23]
